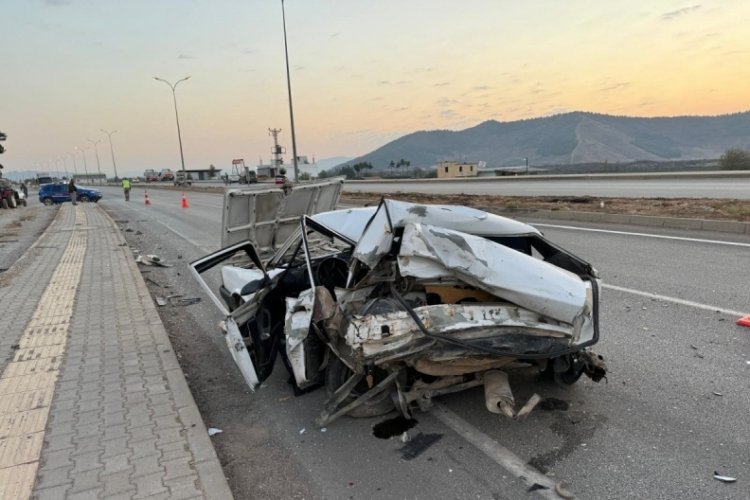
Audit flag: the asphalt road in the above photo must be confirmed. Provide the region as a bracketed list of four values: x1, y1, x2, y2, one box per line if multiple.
[97, 185, 750, 499]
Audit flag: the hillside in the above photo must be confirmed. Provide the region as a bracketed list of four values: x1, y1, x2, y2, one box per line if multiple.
[337, 111, 750, 171]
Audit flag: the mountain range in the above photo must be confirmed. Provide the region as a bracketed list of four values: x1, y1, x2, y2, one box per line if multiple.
[337, 111, 750, 171]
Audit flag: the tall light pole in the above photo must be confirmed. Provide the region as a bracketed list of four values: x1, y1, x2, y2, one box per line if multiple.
[101, 129, 119, 180]
[281, 0, 299, 181]
[76, 146, 90, 182]
[88, 139, 103, 184]
[68, 152, 79, 178]
[60, 156, 69, 179]
[153, 76, 190, 179]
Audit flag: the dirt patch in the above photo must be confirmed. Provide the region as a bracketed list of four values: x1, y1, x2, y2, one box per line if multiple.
[341, 193, 750, 221]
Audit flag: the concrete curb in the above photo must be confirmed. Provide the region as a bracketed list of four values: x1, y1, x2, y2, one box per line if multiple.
[100, 208, 235, 500]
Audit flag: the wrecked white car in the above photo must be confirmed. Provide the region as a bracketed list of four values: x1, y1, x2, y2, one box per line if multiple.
[191, 179, 606, 426]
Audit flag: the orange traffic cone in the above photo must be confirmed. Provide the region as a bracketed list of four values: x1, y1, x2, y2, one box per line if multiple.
[144, 190, 151, 205]
[181, 193, 189, 208]
[737, 315, 750, 328]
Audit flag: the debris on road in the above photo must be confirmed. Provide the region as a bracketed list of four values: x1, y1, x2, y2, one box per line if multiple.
[555, 481, 576, 498]
[515, 393, 542, 420]
[136, 254, 173, 267]
[155, 296, 167, 306]
[713, 472, 737, 483]
[208, 428, 223, 436]
[399, 432, 443, 460]
[169, 296, 201, 306]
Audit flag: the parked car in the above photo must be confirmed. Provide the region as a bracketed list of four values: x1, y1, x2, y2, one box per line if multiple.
[160, 169, 175, 181]
[144, 169, 160, 182]
[0, 179, 25, 209]
[38, 182, 102, 205]
[191, 179, 606, 427]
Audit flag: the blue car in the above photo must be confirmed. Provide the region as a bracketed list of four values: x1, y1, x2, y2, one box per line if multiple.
[38, 182, 103, 205]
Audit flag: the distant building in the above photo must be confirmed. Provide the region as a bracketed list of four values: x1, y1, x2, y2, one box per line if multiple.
[436, 161, 479, 179]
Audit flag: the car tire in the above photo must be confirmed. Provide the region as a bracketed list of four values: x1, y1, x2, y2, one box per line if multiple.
[325, 358, 395, 418]
[42, 197, 53, 206]
[1, 198, 8, 209]
[9, 196, 17, 208]
[79, 195, 90, 203]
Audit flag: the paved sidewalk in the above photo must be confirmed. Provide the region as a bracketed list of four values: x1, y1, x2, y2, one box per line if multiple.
[0, 204, 233, 499]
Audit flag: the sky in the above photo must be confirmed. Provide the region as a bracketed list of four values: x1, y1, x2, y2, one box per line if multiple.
[2, 0, 750, 178]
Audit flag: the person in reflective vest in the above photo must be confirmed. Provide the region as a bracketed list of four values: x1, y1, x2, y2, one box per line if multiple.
[121, 178, 131, 201]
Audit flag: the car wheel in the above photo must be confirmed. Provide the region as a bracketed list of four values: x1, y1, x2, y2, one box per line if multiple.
[325, 358, 395, 418]
[79, 195, 90, 203]
[1, 198, 8, 209]
[9, 196, 17, 208]
[42, 197, 53, 206]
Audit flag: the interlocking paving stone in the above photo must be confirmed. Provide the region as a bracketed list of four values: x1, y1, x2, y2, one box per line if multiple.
[0, 204, 232, 499]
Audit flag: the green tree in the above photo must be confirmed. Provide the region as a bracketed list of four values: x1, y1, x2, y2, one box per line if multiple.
[719, 148, 750, 170]
[352, 162, 373, 178]
[339, 165, 356, 179]
[208, 164, 217, 178]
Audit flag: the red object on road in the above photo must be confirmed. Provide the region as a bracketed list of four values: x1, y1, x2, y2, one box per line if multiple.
[181, 193, 189, 208]
[737, 315, 750, 328]
[144, 191, 151, 205]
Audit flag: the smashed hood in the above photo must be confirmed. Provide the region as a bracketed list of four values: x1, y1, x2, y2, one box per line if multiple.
[398, 223, 588, 324]
[353, 199, 541, 268]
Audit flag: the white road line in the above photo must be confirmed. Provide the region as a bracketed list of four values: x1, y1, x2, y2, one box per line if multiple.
[104, 205, 211, 252]
[432, 404, 561, 499]
[603, 284, 748, 316]
[531, 223, 750, 247]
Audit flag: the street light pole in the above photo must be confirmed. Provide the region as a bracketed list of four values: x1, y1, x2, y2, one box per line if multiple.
[77, 147, 90, 183]
[88, 139, 103, 184]
[61, 156, 69, 178]
[101, 129, 119, 180]
[68, 152, 79, 178]
[281, 0, 299, 181]
[153, 76, 190, 180]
